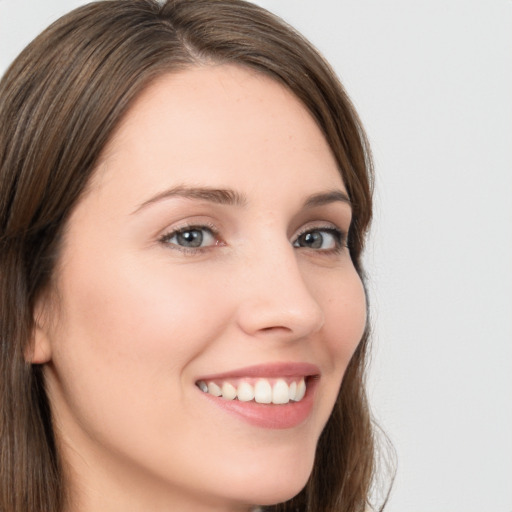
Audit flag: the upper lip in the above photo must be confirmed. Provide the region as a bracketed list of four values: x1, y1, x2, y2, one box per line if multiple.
[196, 362, 320, 382]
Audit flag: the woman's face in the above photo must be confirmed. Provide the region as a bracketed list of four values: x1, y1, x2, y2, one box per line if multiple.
[36, 65, 367, 512]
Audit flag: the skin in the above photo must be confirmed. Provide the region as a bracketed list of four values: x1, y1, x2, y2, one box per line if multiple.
[33, 65, 367, 512]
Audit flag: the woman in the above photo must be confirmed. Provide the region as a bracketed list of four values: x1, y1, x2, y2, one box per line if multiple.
[0, 1, 379, 511]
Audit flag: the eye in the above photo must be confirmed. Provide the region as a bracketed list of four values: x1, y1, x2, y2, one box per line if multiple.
[292, 227, 345, 251]
[160, 225, 218, 250]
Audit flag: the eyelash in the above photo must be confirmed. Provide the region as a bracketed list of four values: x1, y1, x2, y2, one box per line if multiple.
[158, 222, 221, 255]
[158, 223, 348, 255]
[293, 225, 348, 254]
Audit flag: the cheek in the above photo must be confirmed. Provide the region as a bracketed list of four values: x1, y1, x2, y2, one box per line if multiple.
[45, 255, 240, 484]
[55, 255, 228, 372]
[48, 253, 229, 422]
[315, 267, 367, 371]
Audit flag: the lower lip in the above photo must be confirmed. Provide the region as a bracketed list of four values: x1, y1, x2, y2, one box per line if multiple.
[198, 378, 318, 430]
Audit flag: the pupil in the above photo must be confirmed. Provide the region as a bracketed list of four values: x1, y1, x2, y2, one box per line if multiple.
[177, 230, 203, 247]
[302, 232, 322, 248]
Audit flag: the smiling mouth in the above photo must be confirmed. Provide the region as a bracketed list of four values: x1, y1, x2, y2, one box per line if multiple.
[195, 363, 320, 428]
[196, 377, 309, 405]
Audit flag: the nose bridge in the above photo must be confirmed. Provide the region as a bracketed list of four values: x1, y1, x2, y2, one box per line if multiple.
[235, 235, 324, 339]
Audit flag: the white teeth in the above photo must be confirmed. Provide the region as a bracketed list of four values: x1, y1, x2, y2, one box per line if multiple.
[295, 378, 306, 402]
[254, 380, 272, 404]
[272, 379, 290, 404]
[221, 382, 237, 400]
[289, 381, 297, 401]
[198, 377, 308, 404]
[207, 381, 222, 397]
[237, 381, 255, 402]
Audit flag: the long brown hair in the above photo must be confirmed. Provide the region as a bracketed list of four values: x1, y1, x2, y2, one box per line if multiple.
[0, 1, 378, 511]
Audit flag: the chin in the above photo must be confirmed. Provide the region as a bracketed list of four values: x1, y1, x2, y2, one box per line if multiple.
[223, 447, 315, 507]
[249, 479, 309, 508]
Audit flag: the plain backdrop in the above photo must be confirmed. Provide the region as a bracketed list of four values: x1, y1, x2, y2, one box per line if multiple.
[1, 1, 511, 511]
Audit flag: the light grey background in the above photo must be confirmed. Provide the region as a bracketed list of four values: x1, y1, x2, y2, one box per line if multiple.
[1, 1, 511, 511]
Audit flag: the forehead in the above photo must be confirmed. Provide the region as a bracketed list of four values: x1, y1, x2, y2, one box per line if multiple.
[91, 64, 344, 204]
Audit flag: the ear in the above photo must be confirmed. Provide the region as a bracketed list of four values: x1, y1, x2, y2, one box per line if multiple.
[25, 300, 53, 364]
[28, 325, 53, 364]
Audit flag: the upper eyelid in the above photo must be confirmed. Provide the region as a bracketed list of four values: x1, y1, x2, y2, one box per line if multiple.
[292, 221, 345, 237]
[159, 222, 219, 239]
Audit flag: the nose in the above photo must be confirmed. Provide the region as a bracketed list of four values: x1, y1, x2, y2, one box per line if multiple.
[235, 242, 325, 341]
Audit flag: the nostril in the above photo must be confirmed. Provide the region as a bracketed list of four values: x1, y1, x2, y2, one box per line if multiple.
[260, 325, 292, 333]
[235, 273, 324, 338]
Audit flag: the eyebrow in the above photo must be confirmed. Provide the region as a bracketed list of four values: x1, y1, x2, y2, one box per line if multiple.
[132, 185, 351, 214]
[302, 190, 352, 209]
[132, 185, 248, 213]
